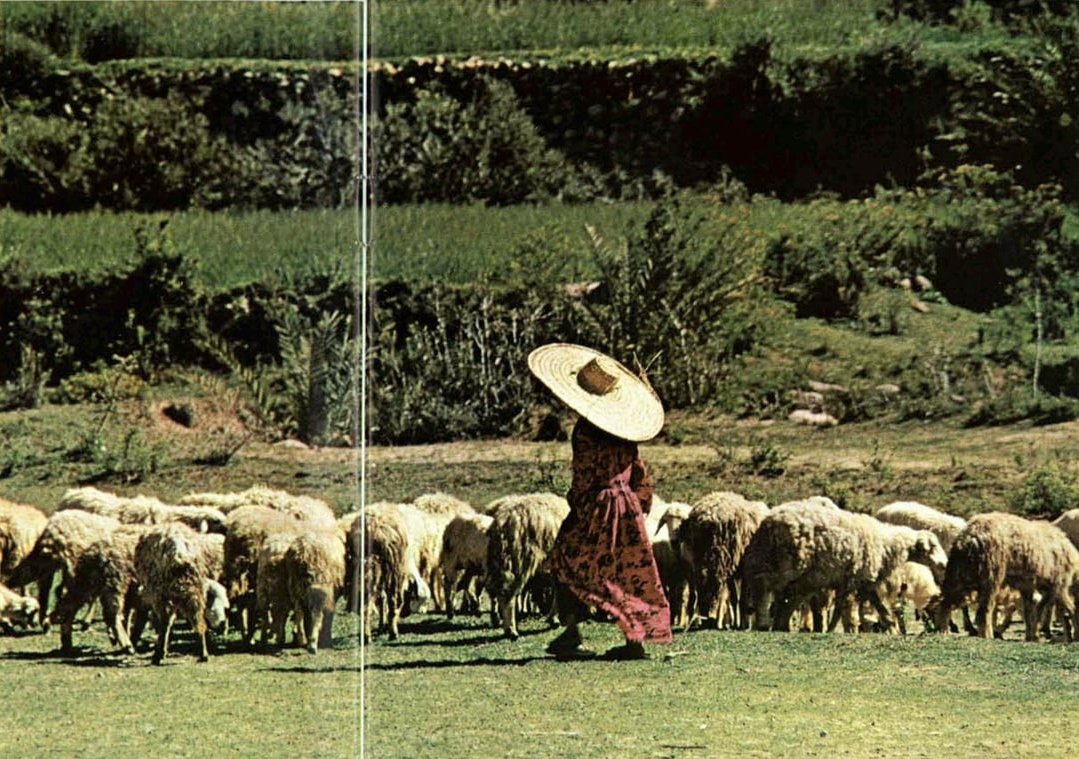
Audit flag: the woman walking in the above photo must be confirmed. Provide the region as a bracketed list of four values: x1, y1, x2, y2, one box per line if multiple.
[528, 344, 672, 660]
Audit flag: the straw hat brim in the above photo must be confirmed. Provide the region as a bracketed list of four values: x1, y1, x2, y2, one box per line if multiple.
[528, 343, 664, 442]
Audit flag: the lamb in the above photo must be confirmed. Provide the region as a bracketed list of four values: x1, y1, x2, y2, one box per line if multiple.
[440, 511, 494, 619]
[741, 501, 948, 633]
[58, 487, 227, 534]
[180, 485, 337, 528]
[133, 523, 229, 664]
[934, 512, 1079, 642]
[870, 561, 942, 634]
[284, 529, 346, 653]
[361, 509, 410, 642]
[0, 498, 48, 589]
[53, 524, 150, 654]
[0, 582, 39, 631]
[678, 492, 769, 630]
[1052, 509, 1079, 550]
[6, 510, 121, 628]
[484, 492, 570, 640]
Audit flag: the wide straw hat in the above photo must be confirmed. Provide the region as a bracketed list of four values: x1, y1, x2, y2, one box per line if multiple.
[528, 343, 664, 442]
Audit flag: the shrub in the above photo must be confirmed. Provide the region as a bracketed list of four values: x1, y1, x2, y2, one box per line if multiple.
[0, 33, 56, 97]
[374, 78, 594, 205]
[1007, 464, 1079, 520]
[0, 110, 87, 211]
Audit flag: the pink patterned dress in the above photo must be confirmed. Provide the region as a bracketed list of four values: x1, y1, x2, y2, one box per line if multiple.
[546, 419, 673, 644]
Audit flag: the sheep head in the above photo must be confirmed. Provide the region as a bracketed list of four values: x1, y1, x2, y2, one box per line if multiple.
[203, 579, 230, 632]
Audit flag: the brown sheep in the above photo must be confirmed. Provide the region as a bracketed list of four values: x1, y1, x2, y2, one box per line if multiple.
[133, 523, 227, 664]
[678, 492, 769, 630]
[284, 529, 346, 653]
[6, 510, 121, 629]
[0, 498, 48, 590]
[361, 510, 410, 642]
[252, 532, 297, 648]
[440, 512, 494, 619]
[1052, 509, 1079, 550]
[935, 512, 1079, 642]
[484, 493, 569, 640]
[58, 487, 227, 534]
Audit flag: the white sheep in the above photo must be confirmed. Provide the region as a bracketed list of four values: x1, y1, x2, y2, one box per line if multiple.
[361, 509, 411, 642]
[440, 511, 494, 619]
[133, 523, 228, 664]
[365, 502, 437, 613]
[678, 492, 769, 630]
[6, 510, 120, 629]
[875, 501, 967, 555]
[935, 512, 1079, 642]
[484, 492, 569, 640]
[284, 529, 346, 653]
[58, 487, 227, 533]
[741, 501, 948, 633]
[1052, 509, 1079, 550]
[0, 582, 39, 632]
[0, 498, 48, 589]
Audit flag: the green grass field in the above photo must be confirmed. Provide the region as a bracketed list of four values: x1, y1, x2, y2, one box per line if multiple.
[365, 614, 1078, 758]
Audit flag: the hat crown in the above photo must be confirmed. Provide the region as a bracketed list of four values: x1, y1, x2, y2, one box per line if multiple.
[576, 357, 617, 396]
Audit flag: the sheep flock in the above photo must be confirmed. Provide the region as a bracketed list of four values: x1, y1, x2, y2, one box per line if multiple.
[1, 483, 1077, 665]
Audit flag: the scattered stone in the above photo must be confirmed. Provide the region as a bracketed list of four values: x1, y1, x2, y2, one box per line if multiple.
[875, 383, 902, 396]
[807, 380, 849, 394]
[910, 299, 931, 314]
[914, 274, 933, 291]
[562, 281, 601, 299]
[787, 390, 825, 408]
[789, 409, 839, 427]
[275, 439, 310, 450]
[897, 277, 912, 290]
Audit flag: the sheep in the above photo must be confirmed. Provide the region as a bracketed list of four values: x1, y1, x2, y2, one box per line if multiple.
[644, 499, 693, 629]
[0, 582, 39, 632]
[6, 510, 121, 629]
[58, 487, 227, 534]
[409, 492, 476, 610]
[220, 503, 323, 638]
[1052, 509, 1079, 550]
[252, 532, 296, 647]
[0, 498, 48, 590]
[870, 561, 942, 634]
[678, 492, 769, 630]
[366, 502, 438, 613]
[483, 492, 569, 640]
[52, 524, 150, 654]
[179, 485, 337, 529]
[935, 512, 1079, 642]
[133, 523, 228, 664]
[360, 509, 410, 642]
[875, 501, 967, 555]
[412, 492, 475, 519]
[440, 512, 494, 619]
[741, 501, 948, 633]
[284, 529, 346, 653]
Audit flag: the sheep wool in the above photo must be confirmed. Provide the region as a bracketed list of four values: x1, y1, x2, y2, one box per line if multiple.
[0, 498, 48, 586]
[284, 529, 346, 653]
[937, 512, 1079, 642]
[361, 509, 410, 642]
[440, 512, 494, 620]
[875, 501, 968, 554]
[484, 492, 570, 640]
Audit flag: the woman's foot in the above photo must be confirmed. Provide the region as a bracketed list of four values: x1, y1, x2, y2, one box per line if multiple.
[545, 626, 595, 660]
[601, 641, 648, 660]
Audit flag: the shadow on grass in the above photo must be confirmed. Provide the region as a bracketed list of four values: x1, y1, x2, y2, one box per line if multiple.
[0, 647, 137, 668]
[361, 655, 549, 671]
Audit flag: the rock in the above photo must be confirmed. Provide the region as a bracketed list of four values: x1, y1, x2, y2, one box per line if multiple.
[807, 380, 849, 394]
[875, 384, 901, 396]
[789, 409, 839, 427]
[910, 299, 931, 314]
[914, 274, 933, 291]
[275, 439, 310, 450]
[787, 390, 825, 408]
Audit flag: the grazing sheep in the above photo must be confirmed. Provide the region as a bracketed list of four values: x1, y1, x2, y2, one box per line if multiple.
[133, 523, 227, 664]
[1052, 509, 1079, 550]
[284, 529, 346, 653]
[678, 492, 769, 630]
[409, 492, 476, 610]
[875, 501, 967, 555]
[935, 512, 1079, 642]
[0, 498, 48, 589]
[484, 492, 569, 640]
[58, 487, 227, 534]
[252, 532, 296, 647]
[6, 510, 121, 629]
[870, 561, 942, 634]
[440, 512, 494, 619]
[0, 582, 39, 632]
[413, 492, 475, 519]
[741, 501, 948, 633]
[366, 502, 438, 612]
[53, 524, 150, 654]
[180, 485, 336, 526]
[221, 504, 318, 638]
[361, 509, 410, 642]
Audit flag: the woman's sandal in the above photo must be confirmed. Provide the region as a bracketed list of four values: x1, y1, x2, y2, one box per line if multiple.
[546, 629, 596, 660]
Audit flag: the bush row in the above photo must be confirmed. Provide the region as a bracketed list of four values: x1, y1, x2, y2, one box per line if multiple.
[6, 29, 1079, 209]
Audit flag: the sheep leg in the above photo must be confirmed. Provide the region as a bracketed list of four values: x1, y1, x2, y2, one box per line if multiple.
[867, 591, 895, 634]
[443, 568, 458, 620]
[151, 611, 175, 665]
[499, 592, 519, 640]
[1027, 593, 1051, 642]
[193, 614, 210, 662]
[293, 601, 308, 648]
[975, 592, 995, 640]
[54, 583, 92, 653]
[103, 595, 135, 655]
[36, 571, 54, 630]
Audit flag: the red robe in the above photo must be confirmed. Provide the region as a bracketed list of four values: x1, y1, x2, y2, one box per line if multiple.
[546, 419, 673, 644]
